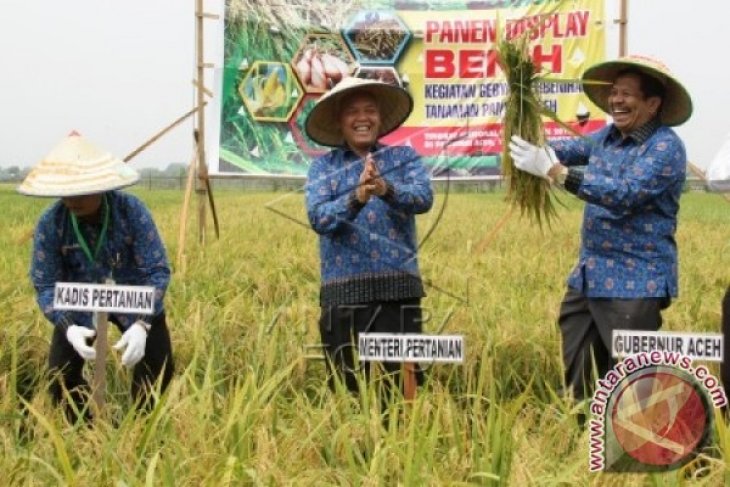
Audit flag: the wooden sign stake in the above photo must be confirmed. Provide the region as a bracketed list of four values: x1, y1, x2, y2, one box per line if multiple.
[403, 363, 417, 401]
[91, 309, 109, 414]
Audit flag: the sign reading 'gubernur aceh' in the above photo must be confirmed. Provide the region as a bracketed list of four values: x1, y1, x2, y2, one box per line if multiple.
[358, 333, 464, 363]
[612, 330, 724, 363]
[53, 282, 155, 315]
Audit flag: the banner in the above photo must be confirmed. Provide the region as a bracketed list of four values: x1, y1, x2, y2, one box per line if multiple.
[214, 0, 606, 178]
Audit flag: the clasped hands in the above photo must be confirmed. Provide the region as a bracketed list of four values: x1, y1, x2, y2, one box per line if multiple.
[66, 321, 149, 367]
[356, 153, 388, 204]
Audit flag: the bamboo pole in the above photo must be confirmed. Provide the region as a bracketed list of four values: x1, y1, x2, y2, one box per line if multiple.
[205, 176, 220, 238]
[122, 104, 206, 163]
[618, 0, 628, 56]
[192, 78, 214, 98]
[196, 0, 208, 245]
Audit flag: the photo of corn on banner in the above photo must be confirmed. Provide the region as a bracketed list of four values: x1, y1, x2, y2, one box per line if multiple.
[215, 0, 606, 178]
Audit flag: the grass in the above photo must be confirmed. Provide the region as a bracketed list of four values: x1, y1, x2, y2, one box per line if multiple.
[0, 184, 728, 485]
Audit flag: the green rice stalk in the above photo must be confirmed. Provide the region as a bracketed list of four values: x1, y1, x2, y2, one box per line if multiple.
[22, 400, 75, 483]
[498, 34, 558, 228]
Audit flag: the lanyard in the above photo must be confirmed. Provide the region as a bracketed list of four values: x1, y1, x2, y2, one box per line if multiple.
[70, 195, 110, 266]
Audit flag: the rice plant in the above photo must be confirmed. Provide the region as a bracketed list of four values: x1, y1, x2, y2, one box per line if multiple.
[498, 33, 559, 227]
[0, 185, 727, 484]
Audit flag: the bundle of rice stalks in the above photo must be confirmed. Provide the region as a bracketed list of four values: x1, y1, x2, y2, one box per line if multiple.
[498, 34, 557, 227]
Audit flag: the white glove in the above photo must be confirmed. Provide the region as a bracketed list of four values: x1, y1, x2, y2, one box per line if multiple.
[66, 324, 97, 360]
[509, 135, 558, 180]
[113, 321, 148, 368]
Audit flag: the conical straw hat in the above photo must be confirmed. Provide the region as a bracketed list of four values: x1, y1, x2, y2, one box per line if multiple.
[305, 77, 413, 147]
[582, 55, 692, 127]
[18, 131, 140, 197]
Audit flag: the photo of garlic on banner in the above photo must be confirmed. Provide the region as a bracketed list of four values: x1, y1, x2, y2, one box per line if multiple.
[292, 34, 355, 93]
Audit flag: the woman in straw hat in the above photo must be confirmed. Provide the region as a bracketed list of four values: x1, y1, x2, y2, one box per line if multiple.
[304, 77, 433, 399]
[19, 131, 174, 421]
[508, 55, 692, 407]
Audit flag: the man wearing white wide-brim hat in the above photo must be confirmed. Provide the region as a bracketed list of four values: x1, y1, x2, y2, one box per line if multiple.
[19, 131, 174, 421]
[304, 77, 433, 397]
[508, 55, 692, 405]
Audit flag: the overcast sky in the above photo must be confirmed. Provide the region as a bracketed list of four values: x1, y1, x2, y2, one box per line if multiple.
[1, 0, 728, 170]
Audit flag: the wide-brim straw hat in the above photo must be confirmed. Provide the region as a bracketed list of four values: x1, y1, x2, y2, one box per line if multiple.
[582, 55, 692, 127]
[305, 77, 413, 147]
[18, 131, 139, 197]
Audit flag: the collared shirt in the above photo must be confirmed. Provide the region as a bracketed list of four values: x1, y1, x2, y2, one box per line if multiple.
[551, 119, 687, 298]
[30, 191, 170, 329]
[305, 143, 433, 305]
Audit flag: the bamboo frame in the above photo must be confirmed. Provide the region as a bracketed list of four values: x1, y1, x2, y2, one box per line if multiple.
[618, 0, 628, 57]
[170, 0, 220, 263]
[119, 0, 220, 269]
[123, 104, 205, 163]
[195, 0, 208, 245]
[192, 78, 214, 98]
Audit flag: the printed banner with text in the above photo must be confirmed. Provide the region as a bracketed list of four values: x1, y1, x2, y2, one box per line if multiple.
[215, 0, 606, 178]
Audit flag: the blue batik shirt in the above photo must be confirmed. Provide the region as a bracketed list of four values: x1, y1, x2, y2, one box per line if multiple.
[305, 144, 433, 306]
[551, 119, 686, 298]
[30, 191, 170, 330]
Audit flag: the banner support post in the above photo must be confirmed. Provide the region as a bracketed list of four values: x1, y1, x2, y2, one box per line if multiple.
[617, 0, 628, 56]
[194, 0, 221, 245]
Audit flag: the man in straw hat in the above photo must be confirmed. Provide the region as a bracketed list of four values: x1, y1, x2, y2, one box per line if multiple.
[304, 77, 433, 398]
[508, 55, 692, 405]
[19, 131, 174, 421]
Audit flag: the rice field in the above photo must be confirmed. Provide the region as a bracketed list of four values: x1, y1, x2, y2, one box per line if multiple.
[0, 184, 728, 485]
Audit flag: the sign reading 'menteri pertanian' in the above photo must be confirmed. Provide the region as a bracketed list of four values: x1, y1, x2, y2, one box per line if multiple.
[359, 333, 464, 363]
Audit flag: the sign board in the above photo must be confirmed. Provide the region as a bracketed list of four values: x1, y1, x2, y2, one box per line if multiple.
[358, 333, 464, 363]
[212, 0, 607, 178]
[53, 282, 155, 315]
[612, 330, 724, 363]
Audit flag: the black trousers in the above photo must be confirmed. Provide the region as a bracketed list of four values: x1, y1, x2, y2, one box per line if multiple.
[558, 287, 668, 402]
[721, 286, 730, 390]
[48, 313, 174, 421]
[318, 299, 424, 395]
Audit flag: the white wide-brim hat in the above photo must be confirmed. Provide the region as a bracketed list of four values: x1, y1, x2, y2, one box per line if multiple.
[18, 131, 140, 197]
[582, 54, 693, 127]
[305, 77, 413, 147]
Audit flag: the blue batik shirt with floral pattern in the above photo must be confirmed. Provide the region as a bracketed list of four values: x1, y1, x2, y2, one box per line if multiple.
[305, 144, 433, 306]
[30, 191, 170, 330]
[551, 119, 686, 298]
